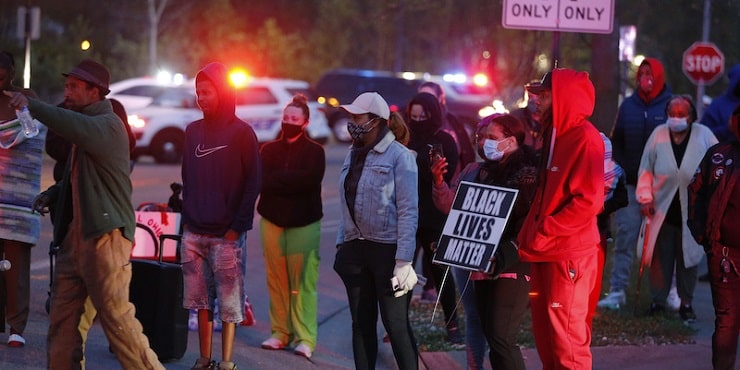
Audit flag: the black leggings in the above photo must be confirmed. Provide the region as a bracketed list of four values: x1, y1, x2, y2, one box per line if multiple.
[334, 240, 418, 370]
[475, 276, 530, 370]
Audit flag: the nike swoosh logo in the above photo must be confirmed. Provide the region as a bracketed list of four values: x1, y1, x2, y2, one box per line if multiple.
[195, 144, 228, 158]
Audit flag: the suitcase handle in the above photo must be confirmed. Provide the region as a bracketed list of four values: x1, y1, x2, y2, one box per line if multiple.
[136, 222, 160, 259]
[135, 223, 182, 263]
[158, 234, 182, 263]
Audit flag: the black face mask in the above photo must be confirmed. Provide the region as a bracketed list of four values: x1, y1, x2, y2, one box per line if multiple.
[408, 119, 434, 135]
[281, 123, 304, 139]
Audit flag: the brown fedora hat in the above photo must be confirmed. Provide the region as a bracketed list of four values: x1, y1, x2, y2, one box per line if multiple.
[62, 59, 111, 95]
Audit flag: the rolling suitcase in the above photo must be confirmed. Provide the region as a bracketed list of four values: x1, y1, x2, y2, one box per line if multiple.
[129, 229, 188, 362]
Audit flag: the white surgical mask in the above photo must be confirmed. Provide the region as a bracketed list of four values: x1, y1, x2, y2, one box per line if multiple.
[667, 117, 688, 132]
[483, 139, 505, 161]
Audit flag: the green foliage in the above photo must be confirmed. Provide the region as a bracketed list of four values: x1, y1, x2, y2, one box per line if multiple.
[409, 299, 467, 352]
[410, 289, 695, 351]
[410, 239, 696, 351]
[1, 0, 738, 103]
[591, 309, 696, 347]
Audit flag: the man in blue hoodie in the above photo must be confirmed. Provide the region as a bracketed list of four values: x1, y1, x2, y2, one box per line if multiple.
[701, 63, 740, 143]
[599, 58, 673, 310]
[181, 62, 261, 370]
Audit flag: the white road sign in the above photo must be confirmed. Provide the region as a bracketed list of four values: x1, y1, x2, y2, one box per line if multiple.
[502, 0, 614, 34]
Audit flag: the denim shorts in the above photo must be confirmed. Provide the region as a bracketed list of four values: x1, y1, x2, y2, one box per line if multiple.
[181, 230, 245, 323]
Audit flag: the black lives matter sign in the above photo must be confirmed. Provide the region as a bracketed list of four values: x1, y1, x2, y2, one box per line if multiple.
[432, 181, 518, 272]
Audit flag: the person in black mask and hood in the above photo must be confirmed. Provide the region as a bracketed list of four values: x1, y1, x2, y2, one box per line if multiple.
[257, 94, 325, 359]
[405, 92, 463, 344]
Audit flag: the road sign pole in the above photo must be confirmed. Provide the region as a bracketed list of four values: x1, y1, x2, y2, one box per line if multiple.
[18, 6, 40, 89]
[24, 32, 31, 89]
[696, 0, 712, 119]
[552, 31, 561, 68]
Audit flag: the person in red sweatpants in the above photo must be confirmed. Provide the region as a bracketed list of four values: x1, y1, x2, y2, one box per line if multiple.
[517, 68, 605, 370]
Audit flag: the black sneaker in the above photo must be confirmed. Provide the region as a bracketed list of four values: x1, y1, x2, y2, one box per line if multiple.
[445, 326, 464, 345]
[679, 305, 697, 323]
[647, 303, 665, 316]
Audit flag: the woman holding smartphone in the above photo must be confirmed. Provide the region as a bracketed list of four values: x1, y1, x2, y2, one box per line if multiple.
[431, 113, 537, 369]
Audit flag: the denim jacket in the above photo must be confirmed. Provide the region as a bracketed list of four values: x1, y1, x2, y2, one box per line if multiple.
[336, 131, 419, 261]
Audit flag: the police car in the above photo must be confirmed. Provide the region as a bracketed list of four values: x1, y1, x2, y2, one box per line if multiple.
[113, 77, 331, 164]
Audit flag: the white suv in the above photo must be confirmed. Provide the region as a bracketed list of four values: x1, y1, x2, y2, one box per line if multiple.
[108, 76, 188, 111]
[115, 77, 331, 164]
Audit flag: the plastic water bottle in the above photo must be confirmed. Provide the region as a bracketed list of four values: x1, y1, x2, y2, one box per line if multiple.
[16, 106, 38, 138]
[0, 259, 10, 271]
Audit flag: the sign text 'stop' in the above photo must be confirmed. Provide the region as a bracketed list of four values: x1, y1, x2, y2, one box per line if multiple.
[502, 0, 614, 34]
[682, 42, 725, 85]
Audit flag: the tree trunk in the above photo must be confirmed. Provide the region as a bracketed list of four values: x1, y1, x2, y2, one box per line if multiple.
[590, 30, 620, 135]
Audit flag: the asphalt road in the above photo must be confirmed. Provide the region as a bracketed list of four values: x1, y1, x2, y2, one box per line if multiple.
[1, 142, 736, 369]
[2, 142, 380, 369]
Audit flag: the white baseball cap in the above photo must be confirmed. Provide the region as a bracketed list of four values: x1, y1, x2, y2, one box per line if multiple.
[340, 92, 390, 120]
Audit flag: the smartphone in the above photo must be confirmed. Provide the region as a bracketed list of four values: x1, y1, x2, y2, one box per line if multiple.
[391, 276, 400, 291]
[391, 275, 427, 291]
[428, 143, 444, 164]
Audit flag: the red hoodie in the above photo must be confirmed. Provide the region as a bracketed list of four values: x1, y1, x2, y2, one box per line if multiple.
[637, 57, 666, 104]
[517, 69, 605, 262]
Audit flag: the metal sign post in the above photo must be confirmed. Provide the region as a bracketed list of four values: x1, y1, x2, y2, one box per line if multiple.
[16, 6, 41, 89]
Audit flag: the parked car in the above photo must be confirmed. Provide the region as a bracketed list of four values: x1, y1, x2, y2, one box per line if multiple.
[313, 69, 421, 142]
[313, 69, 500, 143]
[121, 77, 331, 164]
[424, 74, 501, 126]
[108, 76, 188, 111]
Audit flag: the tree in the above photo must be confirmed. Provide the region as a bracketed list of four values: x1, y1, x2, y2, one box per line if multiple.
[147, 0, 169, 74]
[2, 0, 738, 105]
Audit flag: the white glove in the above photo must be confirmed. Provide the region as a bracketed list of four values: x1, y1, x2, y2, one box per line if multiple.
[392, 260, 418, 297]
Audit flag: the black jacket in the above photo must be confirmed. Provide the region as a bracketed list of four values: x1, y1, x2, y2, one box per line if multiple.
[257, 133, 325, 227]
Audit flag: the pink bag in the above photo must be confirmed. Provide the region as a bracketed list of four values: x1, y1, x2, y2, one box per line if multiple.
[239, 296, 256, 326]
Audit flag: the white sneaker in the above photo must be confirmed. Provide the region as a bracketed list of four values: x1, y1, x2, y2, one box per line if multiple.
[667, 285, 681, 311]
[597, 290, 626, 310]
[8, 333, 25, 347]
[294, 343, 312, 359]
[260, 337, 285, 350]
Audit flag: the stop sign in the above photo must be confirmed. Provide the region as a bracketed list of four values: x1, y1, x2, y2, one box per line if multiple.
[683, 42, 725, 85]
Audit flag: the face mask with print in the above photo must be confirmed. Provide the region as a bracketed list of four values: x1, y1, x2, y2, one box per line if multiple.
[347, 118, 376, 142]
[667, 117, 688, 132]
[483, 139, 505, 161]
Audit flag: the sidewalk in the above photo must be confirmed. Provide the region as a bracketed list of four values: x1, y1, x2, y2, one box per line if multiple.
[428, 275, 723, 370]
[1, 265, 732, 369]
[2, 211, 736, 369]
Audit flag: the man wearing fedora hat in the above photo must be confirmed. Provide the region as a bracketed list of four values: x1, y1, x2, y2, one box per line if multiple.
[4, 59, 163, 369]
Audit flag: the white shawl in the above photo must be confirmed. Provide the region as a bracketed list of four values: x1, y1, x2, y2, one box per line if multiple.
[635, 122, 717, 268]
